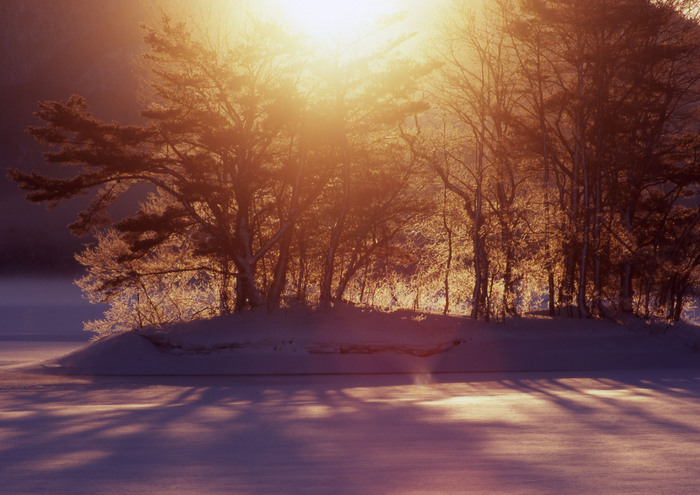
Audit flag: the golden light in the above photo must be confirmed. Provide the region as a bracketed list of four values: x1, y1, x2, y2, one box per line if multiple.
[235, 0, 446, 59]
[275, 0, 401, 45]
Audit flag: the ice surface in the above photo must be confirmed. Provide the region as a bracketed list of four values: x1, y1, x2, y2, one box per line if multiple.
[2, 370, 700, 494]
[0, 276, 104, 341]
[0, 277, 102, 368]
[0, 277, 86, 307]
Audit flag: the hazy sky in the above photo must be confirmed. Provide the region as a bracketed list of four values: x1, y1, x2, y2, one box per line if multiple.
[1, 1, 146, 273]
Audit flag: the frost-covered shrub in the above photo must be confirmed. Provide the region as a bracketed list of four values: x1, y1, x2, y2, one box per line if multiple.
[76, 229, 221, 339]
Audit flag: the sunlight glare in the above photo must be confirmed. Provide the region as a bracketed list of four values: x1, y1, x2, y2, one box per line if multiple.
[278, 0, 398, 44]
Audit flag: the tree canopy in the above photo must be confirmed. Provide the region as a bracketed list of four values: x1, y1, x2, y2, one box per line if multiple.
[9, 1, 700, 336]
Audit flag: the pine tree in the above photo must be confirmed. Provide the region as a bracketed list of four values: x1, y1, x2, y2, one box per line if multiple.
[10, 16, 308, 313]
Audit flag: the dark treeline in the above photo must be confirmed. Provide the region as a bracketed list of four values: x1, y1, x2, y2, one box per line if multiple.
[9, 0, 700, 336]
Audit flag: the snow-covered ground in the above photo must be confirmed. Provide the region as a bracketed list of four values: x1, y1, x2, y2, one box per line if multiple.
[2, 277, 700, 493]
[32, 303, 700, 377]
[2, 369, 700, 494]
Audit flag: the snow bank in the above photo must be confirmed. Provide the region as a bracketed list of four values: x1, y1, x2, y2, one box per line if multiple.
[37, 305, 700, 375]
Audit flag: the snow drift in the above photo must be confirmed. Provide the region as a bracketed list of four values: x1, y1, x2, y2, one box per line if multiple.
[34, 304, 700, 376]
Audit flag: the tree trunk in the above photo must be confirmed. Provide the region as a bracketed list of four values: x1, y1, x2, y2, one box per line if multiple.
[266, 229, 293, 311]
[443, 187, 453, 315]
[233, 193, 262, 311]
[295, 236, 308, 304]
[619, 208, 634, 313]
[575, 58, 589, 319]
[470, 180, 484, 320]
[502, 221, 515, 315]
[320, 152, 349, 308]
[320, 84, 350, 309]
[219, 257, 232, 315]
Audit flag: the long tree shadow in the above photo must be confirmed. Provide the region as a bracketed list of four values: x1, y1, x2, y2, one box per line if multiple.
[494, 371, 700, 435]
[1, 370, 700, 494]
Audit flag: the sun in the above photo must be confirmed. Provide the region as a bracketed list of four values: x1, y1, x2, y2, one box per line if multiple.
[276, 0, 400, 45]
[233, 0, 445, 59]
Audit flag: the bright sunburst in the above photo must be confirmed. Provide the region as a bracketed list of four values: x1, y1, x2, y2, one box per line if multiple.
[277, 0, 399, 44]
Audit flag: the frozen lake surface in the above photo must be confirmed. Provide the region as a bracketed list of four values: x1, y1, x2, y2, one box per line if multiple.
[0, 277, 100, 366]
[2, 277, 700, 493]
[2, 369, 700, 494]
